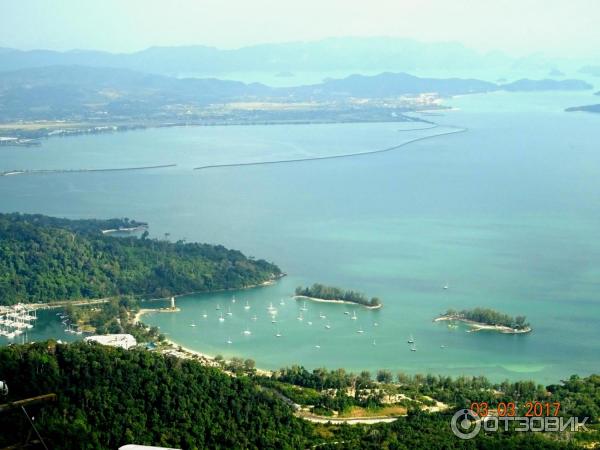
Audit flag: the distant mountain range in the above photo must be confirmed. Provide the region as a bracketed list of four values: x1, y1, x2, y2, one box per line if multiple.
[0, 65, 593, 122]
[566, 91, 600, 114]
[566, 104, 600, 113]
[579, 66, 600, 77]
[0, 37, 549, 76]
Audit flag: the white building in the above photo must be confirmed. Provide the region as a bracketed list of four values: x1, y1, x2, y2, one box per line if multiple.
[85, 334, 137, 350]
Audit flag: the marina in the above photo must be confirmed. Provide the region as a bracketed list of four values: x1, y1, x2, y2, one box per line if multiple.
[0, 304, 37, 339]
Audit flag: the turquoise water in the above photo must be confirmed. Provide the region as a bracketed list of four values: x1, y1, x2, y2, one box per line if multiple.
[1, 89, 599, 383]
[0, 308, 81, 346]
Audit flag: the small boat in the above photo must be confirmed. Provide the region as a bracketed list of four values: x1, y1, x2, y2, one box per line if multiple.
[297, 313, 304, 321]
[267, 302, 275, 311]
[315, 345, 321, 349]
[300, 301, 308, 312]
[271, 319, 277, 323]
[243, 328, 251, 336]
[373, 339, 377, 346]
[202, 311, 208, 318]
[226, 307, 233, 316]
[357, 327, 364, 334]
[244, 301, 250, 310]
[344, 311, 350, 315]
[443, 284, 449, 290]
[227, 337, 233, 344]
[279, 299, 285, 306]
[373, 322, 379, 327]
[218, 313, 225, 322]
[325, 323, 331, 329]
[275, 329, 282, 337]
[319, 312, 326, 319]
[407, 335, 415, 344]
[307, 321, 313, 326]
[440, 345, 447, 349]
[251, 315, 258, 321]
[231, 296, 236, 303]
[410, 344, 417, 352]
[351, 311, 357, 320]
[216, 304, 221, 310]
[189, 323, 196, 327]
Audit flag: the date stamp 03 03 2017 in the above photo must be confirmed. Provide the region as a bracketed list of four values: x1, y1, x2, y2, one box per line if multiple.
[450, 402, 590, 440]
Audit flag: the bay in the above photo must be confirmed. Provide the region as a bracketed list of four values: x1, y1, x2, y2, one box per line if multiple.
[1, 90, 599, 383]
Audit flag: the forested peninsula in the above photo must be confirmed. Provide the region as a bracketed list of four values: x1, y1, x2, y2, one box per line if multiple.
[0, 213, 282, 305]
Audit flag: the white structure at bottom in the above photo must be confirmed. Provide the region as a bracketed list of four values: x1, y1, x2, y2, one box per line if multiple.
[85, 334, 137, 350]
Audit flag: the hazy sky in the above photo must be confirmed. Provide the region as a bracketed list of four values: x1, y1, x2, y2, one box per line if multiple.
[1, 0, 599, 57]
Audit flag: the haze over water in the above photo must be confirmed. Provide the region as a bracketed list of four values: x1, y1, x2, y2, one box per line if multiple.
[2, 89, 599, 383]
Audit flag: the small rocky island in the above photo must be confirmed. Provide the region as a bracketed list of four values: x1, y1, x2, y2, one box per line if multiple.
[294, 283, 382, 309]
[434, 308, 531, 334]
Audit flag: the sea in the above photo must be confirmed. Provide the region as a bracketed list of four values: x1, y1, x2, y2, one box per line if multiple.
[1, 86, 599, 384]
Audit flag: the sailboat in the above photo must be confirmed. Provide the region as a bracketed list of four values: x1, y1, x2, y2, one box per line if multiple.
[244, 301, 250, 310]
[300, 301, 308, 312]
[297, 312, 304, 321]
[344, 311, 350, 315]
[267, 302, 275, 311]
[226, 306, 233, 316]
[315, 344, 321, 349]
[351, 311, 357, 320]
[232, 295, 236, 303]
[410, 343, 417, 352]
[407, 334, 415, 344]
[319, 312, 326, 319]
[189, 323, 196, 327]
[227, 337, 233, 344]
[325, 322, 331, 329]
[279, 298, 285, 306]
[443, 283, 449, 290]
[202, 311, 208, 318]
[218, 312, 225, 322]
[251, 315, 258, 321]
[372, 339, 377, 346]
[243, 327, 251, 336]
[216, 304, 221, 310]
[356, 326, 364, 334]
[275, 328, 282, 337]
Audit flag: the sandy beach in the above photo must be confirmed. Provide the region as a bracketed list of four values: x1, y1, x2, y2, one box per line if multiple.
[294, 295, 382, 310]
[434, 316, 532, 334]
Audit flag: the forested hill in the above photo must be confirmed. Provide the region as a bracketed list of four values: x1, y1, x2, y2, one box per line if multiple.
[0, 213, 281, 305]
[0, 342, 588, 449]
[0, 342, 310, 449]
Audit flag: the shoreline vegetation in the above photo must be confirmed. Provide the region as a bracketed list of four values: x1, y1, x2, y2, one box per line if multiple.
[434, 308, 532, 334]
[294, 283, 382, 309]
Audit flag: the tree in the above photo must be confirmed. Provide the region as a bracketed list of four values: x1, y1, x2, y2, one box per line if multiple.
[376, 369, 393, 384]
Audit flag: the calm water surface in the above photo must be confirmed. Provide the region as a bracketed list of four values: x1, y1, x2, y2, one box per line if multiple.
[1, 90, 599, 383]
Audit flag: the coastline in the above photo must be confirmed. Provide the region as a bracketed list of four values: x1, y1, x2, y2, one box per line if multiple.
[294, 295, 382, 310]
[434, 315, 532, 334]
[159, 337, 272, 377]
